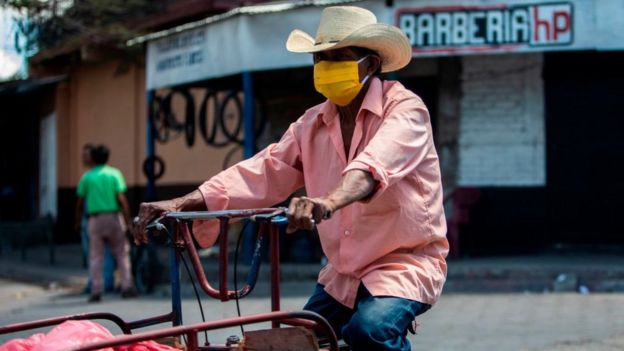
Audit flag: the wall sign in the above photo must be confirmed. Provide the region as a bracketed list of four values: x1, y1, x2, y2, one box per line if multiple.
[144, 0, 623, 89]
[398, 2, 573, 55]
[153, 30, 206, 73]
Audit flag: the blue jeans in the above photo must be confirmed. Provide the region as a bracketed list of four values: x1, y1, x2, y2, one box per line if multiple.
[304, 283, 430, 351]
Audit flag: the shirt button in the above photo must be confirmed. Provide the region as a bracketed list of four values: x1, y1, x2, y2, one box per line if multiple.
[344, 230, 351, 236]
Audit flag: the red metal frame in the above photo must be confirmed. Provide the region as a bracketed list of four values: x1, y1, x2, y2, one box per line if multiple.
[71, 311, 337, 351]
[0, 208, 340, 351]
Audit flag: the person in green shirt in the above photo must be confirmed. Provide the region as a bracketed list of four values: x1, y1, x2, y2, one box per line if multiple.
[75, 144, 136, 302]
[78, 143, 116, 294]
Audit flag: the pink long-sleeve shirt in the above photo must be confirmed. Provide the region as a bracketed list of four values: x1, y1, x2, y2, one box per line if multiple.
[197, 77, 448, 308]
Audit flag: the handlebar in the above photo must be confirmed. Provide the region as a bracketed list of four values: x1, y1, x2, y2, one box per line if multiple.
[145, 208, 288, 302]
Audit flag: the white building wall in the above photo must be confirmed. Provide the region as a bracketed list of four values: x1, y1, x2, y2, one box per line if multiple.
[458, 53, 545, 186]
[39, 112, 57, 218]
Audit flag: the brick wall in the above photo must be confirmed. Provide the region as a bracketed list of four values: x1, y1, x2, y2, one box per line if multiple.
[458, 53, 545, 186]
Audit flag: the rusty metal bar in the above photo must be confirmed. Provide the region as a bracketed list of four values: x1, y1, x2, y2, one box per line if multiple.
[127, 312, 175, 330]
[270, 221, 281, 328]
[165, 208, 283, 221]
[186, 330, 199, 351]
[174, 209, 286, 301]
[218, 218, 229, 301]
[71, 311, 338, 351]
[178, 222, 222, 299]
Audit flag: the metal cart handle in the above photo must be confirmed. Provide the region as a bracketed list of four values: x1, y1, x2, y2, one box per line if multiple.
[148, 208, 287, 302]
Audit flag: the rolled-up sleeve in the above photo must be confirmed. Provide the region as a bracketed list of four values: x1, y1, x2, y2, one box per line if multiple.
[194, 125, 305, 247]
[343, 94, 432, 201]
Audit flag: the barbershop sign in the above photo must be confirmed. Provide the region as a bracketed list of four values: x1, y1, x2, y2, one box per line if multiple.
[398, 2, 574, 55]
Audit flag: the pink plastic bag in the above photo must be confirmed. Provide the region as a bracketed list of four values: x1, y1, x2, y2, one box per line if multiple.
[118, 341, 180, 351]
[0, 320, 179, 351]
[31, 320, 114, 351]
[0, 333, 45, 351]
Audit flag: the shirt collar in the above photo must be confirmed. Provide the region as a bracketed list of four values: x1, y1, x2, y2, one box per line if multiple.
[317, 77, 384, 126]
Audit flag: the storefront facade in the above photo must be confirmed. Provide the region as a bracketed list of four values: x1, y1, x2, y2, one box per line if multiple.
[137, 0, 623, 255]
[14, 0, 620, 253]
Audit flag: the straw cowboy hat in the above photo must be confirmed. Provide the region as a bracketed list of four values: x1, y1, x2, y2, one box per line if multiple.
[286, 6, 412, 73]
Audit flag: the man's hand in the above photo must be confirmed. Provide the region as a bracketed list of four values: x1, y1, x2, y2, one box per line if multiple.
[133, 200, 178, 245]
[285, 170, 375, 234]
[286, 196, 334, 234]
[133, 190, 207, 245]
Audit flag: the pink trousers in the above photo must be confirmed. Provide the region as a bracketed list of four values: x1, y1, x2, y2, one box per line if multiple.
[88, 213, 132, 294]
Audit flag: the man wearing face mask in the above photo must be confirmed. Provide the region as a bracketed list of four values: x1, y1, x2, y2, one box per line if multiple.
[134, 6, 447, 351]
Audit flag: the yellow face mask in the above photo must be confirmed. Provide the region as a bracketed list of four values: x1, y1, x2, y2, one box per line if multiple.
[313, 56, 370, 106]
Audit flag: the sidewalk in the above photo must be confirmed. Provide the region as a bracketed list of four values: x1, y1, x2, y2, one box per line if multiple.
[0, 243, 320, 291]
[1, 243, 624, 294]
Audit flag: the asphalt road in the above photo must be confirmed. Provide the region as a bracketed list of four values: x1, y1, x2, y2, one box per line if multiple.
[1, 278, 624, 350]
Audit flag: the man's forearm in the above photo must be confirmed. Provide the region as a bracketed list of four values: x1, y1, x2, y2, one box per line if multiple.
[323, 169, 376, 212]
[171, 189, 208, 212]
